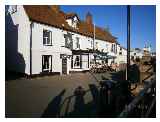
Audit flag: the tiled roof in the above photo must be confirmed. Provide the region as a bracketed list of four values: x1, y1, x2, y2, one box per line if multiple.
[24, 5, 117, 43]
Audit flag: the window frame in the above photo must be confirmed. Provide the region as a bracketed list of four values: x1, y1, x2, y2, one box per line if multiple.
[43, 29, 52, 46]
[42, 55, 52, 72]
[64, 33, 73, 49]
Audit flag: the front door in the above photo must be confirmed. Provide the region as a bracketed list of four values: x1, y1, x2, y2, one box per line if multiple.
[42, 55, 52, 72]
[62, 58, 67, 74]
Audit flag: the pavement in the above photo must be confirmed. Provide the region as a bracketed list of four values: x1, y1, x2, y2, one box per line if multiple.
[5, 72, 113, 118]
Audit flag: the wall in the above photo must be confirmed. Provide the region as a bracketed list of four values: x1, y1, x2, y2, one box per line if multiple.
[31, 22, 72, 75]
[6, 5, 31, 75]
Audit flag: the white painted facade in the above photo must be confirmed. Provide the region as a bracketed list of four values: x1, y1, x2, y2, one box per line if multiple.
[6, 5, 127, 76]
[130, 48, 143, 60]
[116, 45, 127, 65]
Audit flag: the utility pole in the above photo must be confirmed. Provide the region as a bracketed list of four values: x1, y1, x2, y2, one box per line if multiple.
[126, 5, 131, 82]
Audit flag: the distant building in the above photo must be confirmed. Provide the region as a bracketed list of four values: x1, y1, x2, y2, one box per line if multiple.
[130, 48, 143, 61]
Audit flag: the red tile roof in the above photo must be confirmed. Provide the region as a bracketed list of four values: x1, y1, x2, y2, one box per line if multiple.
[24, 5, 117, 43]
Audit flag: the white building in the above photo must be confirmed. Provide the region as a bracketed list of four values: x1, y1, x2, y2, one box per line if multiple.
[130, 48, 143, 60]
[116, 44, 127, 65]
[6, 5, 127, 76]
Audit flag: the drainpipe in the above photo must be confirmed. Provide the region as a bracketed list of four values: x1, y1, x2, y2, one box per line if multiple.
[30, 22, 33, 76]
[126, 5, 131, 82]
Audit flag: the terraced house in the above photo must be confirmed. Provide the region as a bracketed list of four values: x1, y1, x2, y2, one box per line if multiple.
[6, 5, 127, 76]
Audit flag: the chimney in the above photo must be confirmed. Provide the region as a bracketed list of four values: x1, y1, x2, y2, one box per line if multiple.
[86, 12, 92, 25]
[50, 5, 60, 13]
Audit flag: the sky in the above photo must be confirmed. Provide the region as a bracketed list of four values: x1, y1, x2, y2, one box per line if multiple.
[61, 5, 156, 52]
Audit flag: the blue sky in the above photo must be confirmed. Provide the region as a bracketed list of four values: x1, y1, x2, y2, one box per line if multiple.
[61, 5, 156, 52]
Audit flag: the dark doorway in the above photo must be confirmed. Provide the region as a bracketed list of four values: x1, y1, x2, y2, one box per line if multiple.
[62, 58, 67, 74]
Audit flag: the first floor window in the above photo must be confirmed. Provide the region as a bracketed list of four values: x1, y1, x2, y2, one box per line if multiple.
[64, 33, 73, 49]
[76, 37, 80, 49]
[91, 40, 93, 48]
[111, 44, 114, 52]
[43, 29, 52, 46]
[95, 42, 98, 49]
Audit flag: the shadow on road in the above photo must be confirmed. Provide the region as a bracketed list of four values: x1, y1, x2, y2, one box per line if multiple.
[42, 89, 66, 118]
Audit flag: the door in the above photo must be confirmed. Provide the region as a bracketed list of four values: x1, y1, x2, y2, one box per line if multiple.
[62, 58, 67, 74]
[42, 55, 52, 72]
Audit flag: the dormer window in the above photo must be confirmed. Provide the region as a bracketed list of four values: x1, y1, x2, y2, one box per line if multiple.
[66, 14, 79, 28]
[72, 17, 78, 28]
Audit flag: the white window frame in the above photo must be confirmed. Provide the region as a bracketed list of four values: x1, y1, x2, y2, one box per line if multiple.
[43, 29, 52, 46]
[73, 55, 81, 68]
[42, 55, 52, 71]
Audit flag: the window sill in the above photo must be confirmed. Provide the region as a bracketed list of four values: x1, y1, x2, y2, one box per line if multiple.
[43, 44, 53, 46]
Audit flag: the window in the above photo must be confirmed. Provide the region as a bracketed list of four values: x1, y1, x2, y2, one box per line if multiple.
[43, 29, 52, 46]
[111, 44, 114, 52]
[82, 55, 89, 68]
[95, 42, 98, 49]
[106, 44, 108, 51]
[115, 44, 117, 54]
[42, 55, 52, 72]
[64, 33, 73, 49]
[119, 52, 122, 55]
[91, 40, 93, 48]
[76, 37, 80, 49]
[111, 44, 117, 53]
[120, 47, 122, 51]
[10, 5, 17, 14]
[74, 55, 80, 67]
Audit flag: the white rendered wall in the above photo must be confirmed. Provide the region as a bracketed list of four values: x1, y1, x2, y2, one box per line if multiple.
[6, 5, 31, 75]
[31, 22, 72, 75]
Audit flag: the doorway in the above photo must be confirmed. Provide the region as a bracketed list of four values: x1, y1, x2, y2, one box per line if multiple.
[62, 58, 67, 74]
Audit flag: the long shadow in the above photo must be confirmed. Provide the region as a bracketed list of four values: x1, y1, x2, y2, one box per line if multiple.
[41, 89, 66, 118]
[88, 84, 99, 114]
[110, 63, 140, 84]
[5, 6, 26, 81]
[72, 86, 86, 117]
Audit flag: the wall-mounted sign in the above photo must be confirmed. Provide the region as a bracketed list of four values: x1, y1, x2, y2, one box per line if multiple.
[60, 54, 72, 59]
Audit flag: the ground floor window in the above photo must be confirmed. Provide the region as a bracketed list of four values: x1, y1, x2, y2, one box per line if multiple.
[82, 55, 89, 68]
[72, 54, 89, 69]
[74, 55, 81, 68]
[42, 55, 52, 72]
